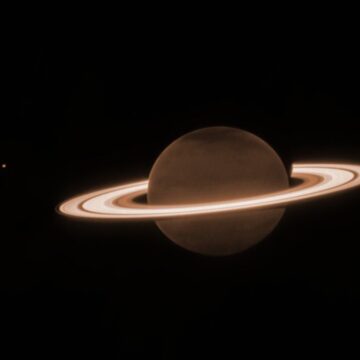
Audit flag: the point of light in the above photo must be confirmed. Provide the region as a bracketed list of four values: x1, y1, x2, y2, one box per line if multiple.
[58, 163, 360, 220]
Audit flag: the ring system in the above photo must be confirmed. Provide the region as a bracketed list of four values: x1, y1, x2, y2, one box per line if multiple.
[58, 163, 360, 220]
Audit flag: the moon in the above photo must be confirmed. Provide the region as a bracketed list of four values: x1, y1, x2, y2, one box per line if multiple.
[148, 127, 290, 256]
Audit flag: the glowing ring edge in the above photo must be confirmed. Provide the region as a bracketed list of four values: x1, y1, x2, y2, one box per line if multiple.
[58, 163, 360, 220]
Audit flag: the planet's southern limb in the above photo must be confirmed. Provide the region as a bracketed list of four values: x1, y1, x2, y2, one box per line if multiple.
[58, 163, 360, 220]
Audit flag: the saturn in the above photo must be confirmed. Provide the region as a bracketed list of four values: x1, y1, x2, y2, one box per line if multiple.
[58, 127, 360, 256]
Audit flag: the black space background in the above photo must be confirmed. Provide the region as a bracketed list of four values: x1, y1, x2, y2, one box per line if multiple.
[1, 33, 360, 358]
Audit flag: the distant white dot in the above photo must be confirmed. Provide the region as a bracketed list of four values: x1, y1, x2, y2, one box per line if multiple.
[2, 164, 7, 169]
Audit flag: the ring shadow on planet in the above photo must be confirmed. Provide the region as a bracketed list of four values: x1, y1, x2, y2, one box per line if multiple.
[147, 127, 290, 256]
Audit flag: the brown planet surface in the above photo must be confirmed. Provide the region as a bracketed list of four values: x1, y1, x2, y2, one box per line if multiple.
[147, 127, 289, 256]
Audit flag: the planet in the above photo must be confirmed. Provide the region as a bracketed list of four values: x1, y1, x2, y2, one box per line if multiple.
[58, 127, 360, 256]
[148, 127, 289, 255]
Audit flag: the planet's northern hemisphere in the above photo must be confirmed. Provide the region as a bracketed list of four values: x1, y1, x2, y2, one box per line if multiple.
[148, 127, 289, 255]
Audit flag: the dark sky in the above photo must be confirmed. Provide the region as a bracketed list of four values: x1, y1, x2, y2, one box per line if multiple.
[1, 32, 360, 358]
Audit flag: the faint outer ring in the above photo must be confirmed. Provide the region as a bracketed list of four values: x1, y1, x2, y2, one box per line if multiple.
[58, 163, 360, 220]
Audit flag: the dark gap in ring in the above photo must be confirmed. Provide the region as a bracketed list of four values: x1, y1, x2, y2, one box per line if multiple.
[290, 177, 304, 187]
[133, 194, 148, 204]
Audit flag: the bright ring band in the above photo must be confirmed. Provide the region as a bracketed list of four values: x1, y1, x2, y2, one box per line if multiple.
[58, 163, 360, 220]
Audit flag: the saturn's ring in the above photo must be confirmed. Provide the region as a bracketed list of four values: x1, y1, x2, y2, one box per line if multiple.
[58, 163, 360, 220]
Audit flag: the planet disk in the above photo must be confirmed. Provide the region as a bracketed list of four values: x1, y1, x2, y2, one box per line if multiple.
[148, 127, 290, 256]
